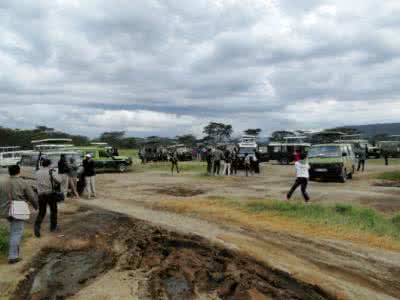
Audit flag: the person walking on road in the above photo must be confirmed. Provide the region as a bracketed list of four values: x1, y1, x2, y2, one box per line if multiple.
[83, 154, 96, 199]
[35, 159, 61, 238]
[286, 152, 310, 202]
[357, 146, 367, 172]
[0, 165, 37, 264]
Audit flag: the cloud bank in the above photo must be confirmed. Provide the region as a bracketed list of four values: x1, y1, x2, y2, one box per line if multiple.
[0, 0, 399, 137]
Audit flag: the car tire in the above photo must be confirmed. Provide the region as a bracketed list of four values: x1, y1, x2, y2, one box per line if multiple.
[118, 163, 127, 173]
[339, 168, 347, 183]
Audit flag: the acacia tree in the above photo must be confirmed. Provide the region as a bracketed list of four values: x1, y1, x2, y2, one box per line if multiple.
[177, 134, 197, 146]
[203, 122, 233, 144]
[270, 130, 295, 142]
[244, 128, 262, 136]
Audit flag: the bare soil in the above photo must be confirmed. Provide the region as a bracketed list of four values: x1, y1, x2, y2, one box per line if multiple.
[12, 209, 336, 300]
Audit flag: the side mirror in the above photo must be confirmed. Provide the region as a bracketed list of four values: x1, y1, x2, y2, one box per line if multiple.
[342, 152, 347, 157]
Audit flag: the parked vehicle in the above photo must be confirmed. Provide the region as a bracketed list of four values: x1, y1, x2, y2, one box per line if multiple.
[19, 150, 83, 180]
[266, 138, 311, 165]
[76, 146, 133, 172]
[0, 147, 29, 168]
[308, 144, 356, 182]
[31, 138, 74, 152]
[237, 135, 257, 161]
[378, 141, 400, 158]
[165, 144, 193, 161]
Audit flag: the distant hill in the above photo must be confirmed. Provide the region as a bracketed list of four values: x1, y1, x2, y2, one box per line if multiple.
[347, 123, 400, 138]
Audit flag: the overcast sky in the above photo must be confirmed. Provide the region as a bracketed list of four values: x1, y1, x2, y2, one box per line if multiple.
[0, 0, 399, 138]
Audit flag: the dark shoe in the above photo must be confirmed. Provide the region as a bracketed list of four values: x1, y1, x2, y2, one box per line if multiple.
[8, 258, 22, 264]
[34, 226, 41, 238]
[50, 225, 59, 232]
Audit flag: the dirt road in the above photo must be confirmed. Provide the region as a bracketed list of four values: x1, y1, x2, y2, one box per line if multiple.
[68, 160, 400, 300]
[2, 160, 400, 299]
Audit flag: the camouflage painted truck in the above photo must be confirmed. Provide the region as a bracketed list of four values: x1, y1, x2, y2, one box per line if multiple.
[77, 146, 133, 172]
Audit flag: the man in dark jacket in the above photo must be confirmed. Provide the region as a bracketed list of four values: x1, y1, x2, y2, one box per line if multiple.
[58, 154, 70, 197]
[83, 154, 96, 199]
[206, 148, 213, 175]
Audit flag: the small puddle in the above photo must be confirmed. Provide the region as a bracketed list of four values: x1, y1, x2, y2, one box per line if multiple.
[163, 273, 193, 300]
[155, 186, 205, 197]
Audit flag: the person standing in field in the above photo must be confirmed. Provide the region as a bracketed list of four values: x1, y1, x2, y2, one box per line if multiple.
[286, 152, 310, 202]
[244, 153, 253, 176]
[83, 154, 96, 199]
[58, 154, 70, 197]
[212, 147, 224, 175]
[357, 146, 367, 172]
[206, 148, 213, 175]
[231, 149, 239, 175]
[0, 165, 37, 264]
[35, 159, 61, 238]
[223, 149, 232, 175]
[170, 150, 180, 174]
[68, 157, 80, 198]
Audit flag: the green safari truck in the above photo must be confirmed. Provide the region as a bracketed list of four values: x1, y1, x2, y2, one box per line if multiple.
[77, 146, 132, 172]
[308, 144, 356, 182]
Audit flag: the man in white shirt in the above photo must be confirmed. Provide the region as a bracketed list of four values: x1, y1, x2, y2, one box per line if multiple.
[286, 152, 310, 202]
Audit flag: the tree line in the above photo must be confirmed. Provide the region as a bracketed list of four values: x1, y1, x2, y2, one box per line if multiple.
[0, 123, 265, 149]
[0, 122, 390, 149]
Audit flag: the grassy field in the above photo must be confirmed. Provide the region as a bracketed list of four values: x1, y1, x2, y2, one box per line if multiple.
[376, 170, 400, 181]
[147, 196, 400, 250]
[119, 149, 139, 158]
[369, 158, 400, 165]
[243, 200, 400, 240]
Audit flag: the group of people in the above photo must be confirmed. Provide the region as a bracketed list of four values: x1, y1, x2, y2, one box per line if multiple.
[0, 153, 97, 264]
[205, 147, 260, 176]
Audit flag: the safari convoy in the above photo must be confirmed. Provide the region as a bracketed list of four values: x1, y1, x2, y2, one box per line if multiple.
[0, 132, 399, 183]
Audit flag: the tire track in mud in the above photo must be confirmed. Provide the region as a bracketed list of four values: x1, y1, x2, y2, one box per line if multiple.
[13, 209, 337, 300]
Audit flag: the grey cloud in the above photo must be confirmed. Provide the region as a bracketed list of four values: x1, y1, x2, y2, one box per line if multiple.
[0, 0, 399, 137]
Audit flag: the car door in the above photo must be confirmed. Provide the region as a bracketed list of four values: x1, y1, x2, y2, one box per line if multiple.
[344, 145, 352, 172]
[91, 151, 105, 172]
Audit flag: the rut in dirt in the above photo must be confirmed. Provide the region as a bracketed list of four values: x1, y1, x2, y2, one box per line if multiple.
[13, 209, 337, 300]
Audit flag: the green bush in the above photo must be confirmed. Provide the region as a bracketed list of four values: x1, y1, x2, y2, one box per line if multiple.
[0, 226, 9, 257]
[244, 200, 400, 241]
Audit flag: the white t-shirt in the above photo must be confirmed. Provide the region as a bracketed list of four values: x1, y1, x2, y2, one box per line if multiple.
[295, 161, 310, 178]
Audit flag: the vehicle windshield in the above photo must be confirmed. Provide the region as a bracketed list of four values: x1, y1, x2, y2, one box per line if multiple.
[308, 146, 341, 158]
[239, 147, 256, 154]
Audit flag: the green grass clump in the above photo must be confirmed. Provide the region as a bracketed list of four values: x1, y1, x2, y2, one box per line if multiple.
[377, 171, 400, 181]
[0, 226, 9, 258]
[369, 158, 400, 166]
[244, 200, 400, 241]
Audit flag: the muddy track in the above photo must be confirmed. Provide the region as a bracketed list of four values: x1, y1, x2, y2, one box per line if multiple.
[13, 209, 337, 300]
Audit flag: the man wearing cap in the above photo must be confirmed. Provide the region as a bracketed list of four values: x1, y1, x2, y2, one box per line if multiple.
[83, 154, 96, 199]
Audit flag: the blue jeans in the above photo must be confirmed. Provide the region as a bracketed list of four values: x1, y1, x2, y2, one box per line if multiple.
[8, 219, 25, 260]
